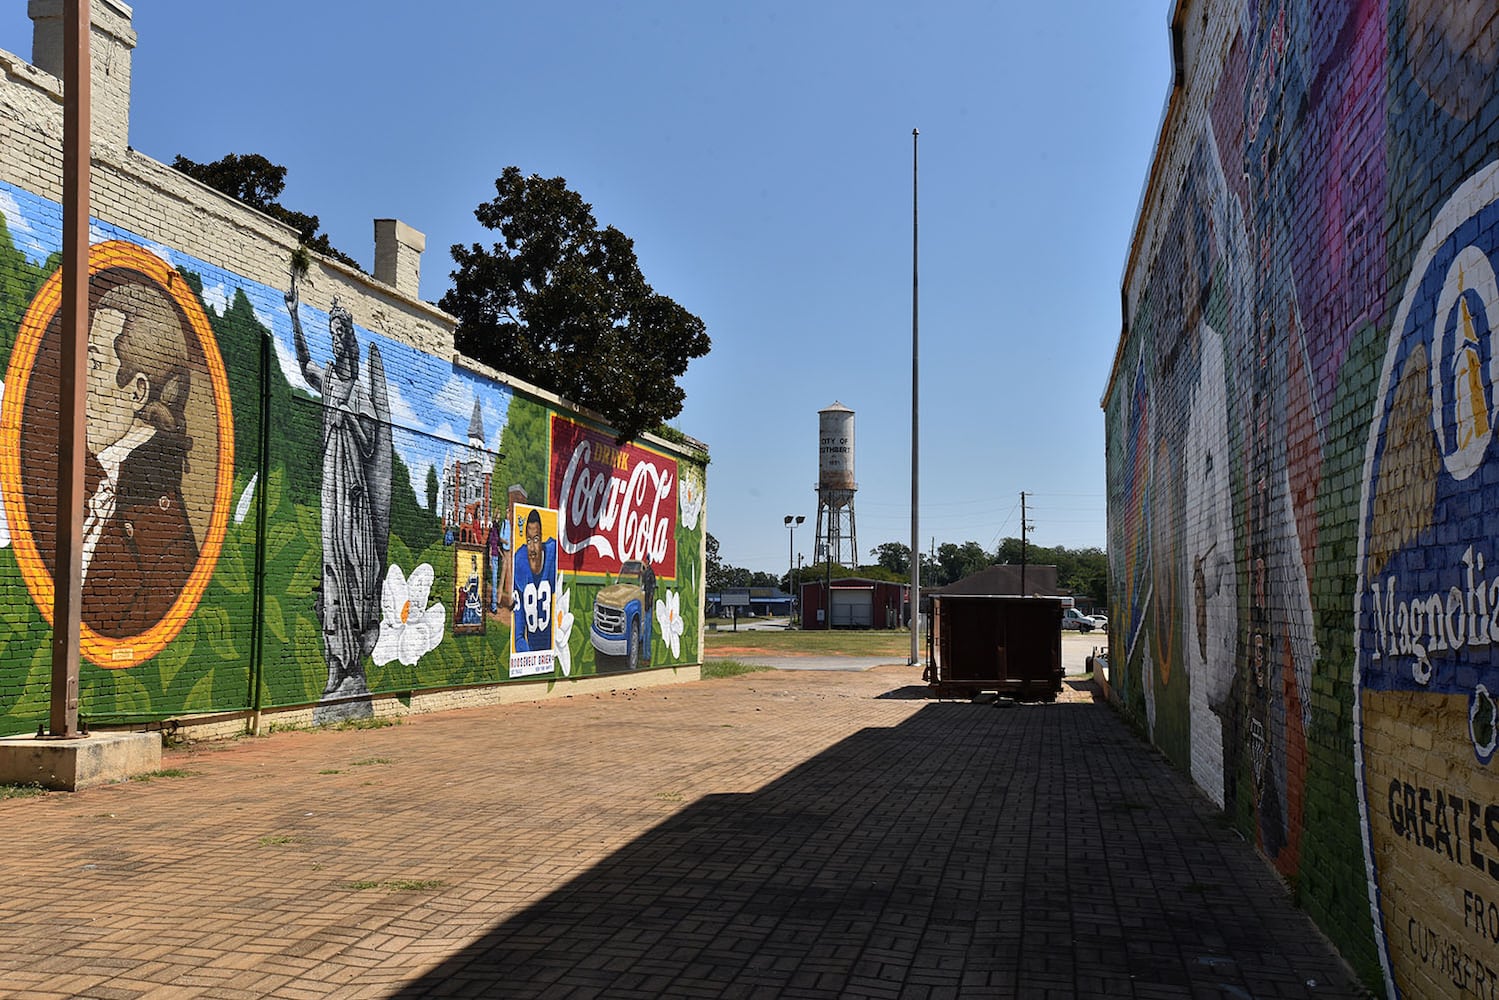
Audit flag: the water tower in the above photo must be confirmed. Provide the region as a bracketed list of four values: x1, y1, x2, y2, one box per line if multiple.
[815, 402, 858, 568]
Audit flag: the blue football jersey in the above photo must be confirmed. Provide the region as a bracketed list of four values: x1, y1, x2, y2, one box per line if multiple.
[512, 539, 557, 651]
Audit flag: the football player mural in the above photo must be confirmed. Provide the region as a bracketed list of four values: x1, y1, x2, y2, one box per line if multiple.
[506, 503, 559, 678]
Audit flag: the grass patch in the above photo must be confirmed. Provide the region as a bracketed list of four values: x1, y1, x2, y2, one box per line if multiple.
[334, 717, 398, 731]
[0, 783, 46, 800]
[351, 757, 392, 767]
[130, 768, 199, 782]
[345, 878, 445, 892]
[704, 628, 911, 658]
[701, 659, 774, 679]
[257, 835, 297, 847]
[318, 769, 342, 775]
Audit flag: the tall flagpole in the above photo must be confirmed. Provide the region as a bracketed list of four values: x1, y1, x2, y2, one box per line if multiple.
[909, 128, 920, 667]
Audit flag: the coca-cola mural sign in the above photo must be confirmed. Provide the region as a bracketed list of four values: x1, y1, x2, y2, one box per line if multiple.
[550, 415, 677, 579]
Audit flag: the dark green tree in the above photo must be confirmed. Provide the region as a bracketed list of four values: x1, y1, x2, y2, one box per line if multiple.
[706, 533, 727, 591]
[851, 565, 905, 584]
[797, 561, 852, 585]
[1061, 546, 1108, 605]
[871, 541, 912, 576]
[993, 537, 1108, 605]
[389, 451, 441, 553]
[171, 152, 360, 269]
[442, 167, 710, 441]
[187, 281, 268, 470]
[491, 396, 549, 508]
[936, 541, 990, 586]
[0, 214, 49, 357]
[425, 465, 440, 513]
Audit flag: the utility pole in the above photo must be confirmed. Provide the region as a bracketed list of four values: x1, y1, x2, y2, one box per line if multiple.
[1020, 492, 1029, 597]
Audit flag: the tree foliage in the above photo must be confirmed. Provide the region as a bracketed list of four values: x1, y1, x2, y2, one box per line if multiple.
[994, 538, 1108, 603]
[706, 533, 725, 590]
[491, 396, 549, 509]
[872, 542, 911, 576]
[0, 214, 48, 358]
[171, 152, 360, 269]
[863, 536, 1109, 602]
[851, 565, 906, 584]
[937, 541, 990, 586]
[441, 167, 710, 442]
[389, 451, 441, 554]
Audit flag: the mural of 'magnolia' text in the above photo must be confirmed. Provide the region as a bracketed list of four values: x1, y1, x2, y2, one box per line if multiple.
[1105, 1, 1499, 992]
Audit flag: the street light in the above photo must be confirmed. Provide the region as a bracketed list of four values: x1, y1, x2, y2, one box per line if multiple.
[785, 515, 805, 625]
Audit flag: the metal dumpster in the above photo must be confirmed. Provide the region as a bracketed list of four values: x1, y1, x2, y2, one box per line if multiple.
[924, 594, 1062, 701]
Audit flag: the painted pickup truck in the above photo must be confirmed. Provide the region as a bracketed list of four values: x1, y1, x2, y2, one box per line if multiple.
[590, 560, 657, 671]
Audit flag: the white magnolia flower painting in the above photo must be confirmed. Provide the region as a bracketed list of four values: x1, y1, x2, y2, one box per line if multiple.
[678, 468, 704, 531]
[555, 571, 576, 676]
[655, 588, 684, 660]
[372, 563, 446, 667]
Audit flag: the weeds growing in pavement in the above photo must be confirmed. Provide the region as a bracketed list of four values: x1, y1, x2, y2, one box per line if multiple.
[0, 783, 46, 800]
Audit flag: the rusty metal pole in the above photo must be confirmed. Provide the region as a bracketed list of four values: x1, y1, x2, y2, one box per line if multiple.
[48, 0, 90, 738]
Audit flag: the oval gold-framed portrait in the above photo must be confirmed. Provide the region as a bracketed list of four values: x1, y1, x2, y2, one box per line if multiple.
[0, 241, 235, 668]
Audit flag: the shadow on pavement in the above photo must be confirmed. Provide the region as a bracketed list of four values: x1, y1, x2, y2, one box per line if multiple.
[874, 685, 932, 700]
[390, 699, 1363, 999]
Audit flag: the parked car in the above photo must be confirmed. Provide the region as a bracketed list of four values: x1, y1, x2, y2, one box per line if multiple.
[1061, 607, 1095, 632]
[1089, 613, 1109, 629]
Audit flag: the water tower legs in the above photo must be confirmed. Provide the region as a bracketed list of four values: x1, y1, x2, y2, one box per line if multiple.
[815, 488, 858, 568]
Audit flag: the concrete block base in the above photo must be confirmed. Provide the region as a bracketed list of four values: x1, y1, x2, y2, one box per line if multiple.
[0, 732, 161, 790]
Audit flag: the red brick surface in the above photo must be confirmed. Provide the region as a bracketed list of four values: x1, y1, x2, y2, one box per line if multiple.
[0, 666, 1364, 998]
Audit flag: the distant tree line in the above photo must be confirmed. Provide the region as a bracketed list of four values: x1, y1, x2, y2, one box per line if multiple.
[707, 534, 1107, 606]
[865, 538, 1107, 603]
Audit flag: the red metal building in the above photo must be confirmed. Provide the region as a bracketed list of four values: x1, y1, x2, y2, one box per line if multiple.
[800, 577, 910, 630]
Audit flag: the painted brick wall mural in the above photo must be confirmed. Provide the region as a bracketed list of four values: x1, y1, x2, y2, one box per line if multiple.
[0, 16, 706, 740]
[1106, 1, 1499, 993]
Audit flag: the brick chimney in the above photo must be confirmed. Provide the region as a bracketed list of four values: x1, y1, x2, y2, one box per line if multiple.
[28, 0, 136, 155]
[374, 219, 426, 300]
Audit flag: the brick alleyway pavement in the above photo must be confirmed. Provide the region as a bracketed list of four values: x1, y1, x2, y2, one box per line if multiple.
[0, 666, 1366, 999]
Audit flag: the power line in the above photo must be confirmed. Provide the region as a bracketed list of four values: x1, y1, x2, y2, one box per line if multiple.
[988, 495, 1021, 547]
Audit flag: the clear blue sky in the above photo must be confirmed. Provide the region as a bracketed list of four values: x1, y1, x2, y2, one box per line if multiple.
[1, 2, 1171, 576]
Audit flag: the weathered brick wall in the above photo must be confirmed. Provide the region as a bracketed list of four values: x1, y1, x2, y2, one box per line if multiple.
[1106, 0, 1499, 992]
[0, 8, 707, 737]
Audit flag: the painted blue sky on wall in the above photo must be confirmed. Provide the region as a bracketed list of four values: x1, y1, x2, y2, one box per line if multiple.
[0, 180, 510, 506]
